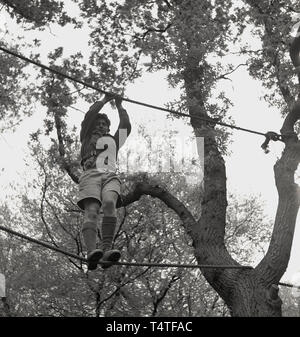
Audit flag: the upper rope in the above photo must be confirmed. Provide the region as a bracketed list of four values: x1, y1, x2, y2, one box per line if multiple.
[0, 45, 282, 149]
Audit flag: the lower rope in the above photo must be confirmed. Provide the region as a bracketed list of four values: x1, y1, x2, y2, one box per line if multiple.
[0, 224, 86, 262]
[0, 225, 252, 269]
[2, 228, 299, 290]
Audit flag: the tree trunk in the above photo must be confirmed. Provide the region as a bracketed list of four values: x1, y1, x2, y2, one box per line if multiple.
[182, 59, 248, 313]
[182, 50, 300, 316]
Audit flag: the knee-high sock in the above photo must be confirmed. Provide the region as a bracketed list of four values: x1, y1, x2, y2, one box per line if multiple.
[82, 221, 97, 254]
[100, 216, 117, 251]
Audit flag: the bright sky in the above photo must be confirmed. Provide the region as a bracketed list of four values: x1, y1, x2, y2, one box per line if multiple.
[0, 3, 299, 288]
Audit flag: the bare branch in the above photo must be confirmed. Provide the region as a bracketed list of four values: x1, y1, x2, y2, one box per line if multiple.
[287, 6, 300, 13]
[127, 49, 143, 82]
[163, 0, 172, 8]
[216, 63, 247, 81]
[40, 170, 60, 247]
[69, 105, 85, 114]
[139, 22, 173, 40]
[98, 267, 151, 306]
[151, 273, 180, 316]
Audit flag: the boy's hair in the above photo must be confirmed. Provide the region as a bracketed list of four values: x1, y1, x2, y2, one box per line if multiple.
[96, 113, 111, 128]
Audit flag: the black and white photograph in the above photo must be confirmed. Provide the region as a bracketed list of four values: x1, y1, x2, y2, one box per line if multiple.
[0, 0, 300, 324]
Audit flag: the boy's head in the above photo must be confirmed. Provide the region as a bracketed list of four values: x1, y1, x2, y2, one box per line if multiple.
[93, 113, 111, 135]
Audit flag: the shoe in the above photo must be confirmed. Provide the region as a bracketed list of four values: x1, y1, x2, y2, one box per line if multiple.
[87, 249, 103, 270]
[101, 249, 121, 269]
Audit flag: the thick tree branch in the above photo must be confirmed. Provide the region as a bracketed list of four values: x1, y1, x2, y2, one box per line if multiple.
[281, 100, 300, 136]
[44, 78, 80, 184]
[121, 182, 197, 237]
[53, 112, 79, 184]
[255, 140, 300, 285]
[255, 22, 300, 286]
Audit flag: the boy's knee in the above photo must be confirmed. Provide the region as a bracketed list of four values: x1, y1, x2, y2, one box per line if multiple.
[102, 199, 115, 214]
[84, 203, 100, 221]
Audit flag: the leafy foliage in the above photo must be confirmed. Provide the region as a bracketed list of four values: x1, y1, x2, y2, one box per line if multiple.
[237, 0, 300, 114]
[0, 0, 76, 28]
[0, 42, 36, 131]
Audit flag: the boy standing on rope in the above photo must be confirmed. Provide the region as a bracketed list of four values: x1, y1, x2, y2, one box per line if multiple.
[77, 94, 131, 270]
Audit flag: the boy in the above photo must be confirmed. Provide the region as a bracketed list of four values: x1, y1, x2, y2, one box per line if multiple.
[77, 94, 131, 270]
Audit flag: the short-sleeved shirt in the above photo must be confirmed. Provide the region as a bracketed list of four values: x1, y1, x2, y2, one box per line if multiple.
[80, 102, 131, 172]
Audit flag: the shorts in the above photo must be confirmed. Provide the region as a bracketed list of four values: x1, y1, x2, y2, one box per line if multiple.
[77, 169, 122, 210]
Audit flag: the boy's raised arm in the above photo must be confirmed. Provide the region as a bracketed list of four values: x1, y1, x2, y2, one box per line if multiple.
[114, 97, 131, 148]
[115, 97, 131, 133]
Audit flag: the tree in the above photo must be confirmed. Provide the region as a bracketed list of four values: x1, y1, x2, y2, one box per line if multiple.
[76, 0, 299, 316]
[1, 0, 300, 316]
